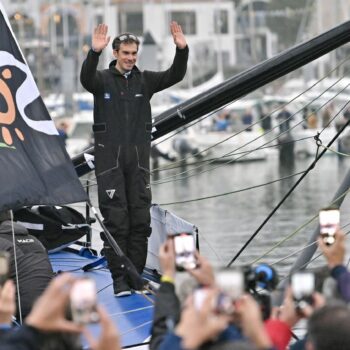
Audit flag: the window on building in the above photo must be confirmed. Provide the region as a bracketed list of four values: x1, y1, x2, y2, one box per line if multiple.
[119, 12, 143, 36]
[94, 15, 104, 27]
[9, 13, 35, 40]
[169, 11, 196, 35]
[214, 9, 228, 34]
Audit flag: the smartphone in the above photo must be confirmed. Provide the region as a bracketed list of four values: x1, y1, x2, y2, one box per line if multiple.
[193, 288, 234, 315]
[216, 268, 245, 301]
[0, 251, 10, 287]
[173, 233, 197, 271]
[291, 272, 315, 311]
[70, 277, 99, 324]
[319, 207, 340, 245]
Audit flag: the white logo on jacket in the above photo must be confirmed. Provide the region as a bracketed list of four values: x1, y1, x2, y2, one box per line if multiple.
[106, 189, 116, 199]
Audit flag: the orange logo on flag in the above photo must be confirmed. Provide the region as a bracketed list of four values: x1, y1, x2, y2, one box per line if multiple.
[0, 67, 24, 146]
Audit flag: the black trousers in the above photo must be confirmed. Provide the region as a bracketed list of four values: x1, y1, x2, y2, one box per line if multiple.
[97, 145, 152, 282]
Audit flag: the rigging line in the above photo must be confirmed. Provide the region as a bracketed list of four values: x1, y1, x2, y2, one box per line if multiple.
[79, 75, 350, 188]
[158, 170, 306, 206]
[151, 54, 350, 166]
[249, 192, 350, 266]
[226, 112, 350, 268]
[84, 78, 349, 187]
[160, 78, 350, 185]
[270, 222, 350, 267]
[10, 210, 22, 325]
[152, 78, 350, 178]
[152, 135, 314, 172]
[139, 289, 155, 304]
[152, 77, 349, 184]
[277, 229, 350, 283]
[319, 144, 350, 157]
[151, 103, 228, 149]
[152, 52, 350, 152]
[152, 79, 347, 186]
[156, 55, 350, 160]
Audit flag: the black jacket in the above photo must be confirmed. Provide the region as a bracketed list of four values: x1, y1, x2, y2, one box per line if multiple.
[80, 47, 188, 173]
[0, 221, 53, 320]
[150, 281, 181, 350]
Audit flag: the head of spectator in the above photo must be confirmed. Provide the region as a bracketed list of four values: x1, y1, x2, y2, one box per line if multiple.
[306, 305, 350, 350]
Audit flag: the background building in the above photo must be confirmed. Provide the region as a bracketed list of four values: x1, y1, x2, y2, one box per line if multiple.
[2, 0, 350, 97]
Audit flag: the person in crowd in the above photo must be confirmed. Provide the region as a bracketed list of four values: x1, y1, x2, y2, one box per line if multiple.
[276, 106, 293, 133]
[259, 105, 271, 131]
[305, 305, 350, 350]
[0, 210, 53, 321]
[152, 238, 283, 350]
[0, 273, 121, 350]
[80, 22, 188, 297]
[56, 121, 69, 146]
[150, 145, 177, 170]
[242, 108, 253, 131]
[318, 228, 350, 302]
[321, 104, 333, 128]
[307, 109, 317, 129]
[215, 111, 230, 131]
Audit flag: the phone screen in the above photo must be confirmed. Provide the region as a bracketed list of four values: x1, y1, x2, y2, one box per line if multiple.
[0, 252, 10, 287]
[216, 269, 244, 300]
[70, 278, 99, 324]
[291, 272, 315, 300]
[319, 208, 339, 245]
[174, 233, 197, 271]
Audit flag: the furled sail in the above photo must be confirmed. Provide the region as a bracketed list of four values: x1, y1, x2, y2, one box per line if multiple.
[0, 3, 87, 211]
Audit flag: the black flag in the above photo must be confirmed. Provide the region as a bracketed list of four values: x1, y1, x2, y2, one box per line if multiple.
[0, 6, 87, 211]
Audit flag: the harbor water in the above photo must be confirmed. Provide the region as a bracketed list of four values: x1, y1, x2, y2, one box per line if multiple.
[84, 153, 350, 278]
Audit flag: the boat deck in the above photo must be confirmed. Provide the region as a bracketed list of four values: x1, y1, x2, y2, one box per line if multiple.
[49, 249, 154, 348]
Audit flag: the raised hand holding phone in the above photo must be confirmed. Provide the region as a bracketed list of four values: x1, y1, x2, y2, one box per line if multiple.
[291, 271, 315, 314]
[173, 233, 197, 271]
[319, 207, 340, 246]
[70, 277, 100, 325]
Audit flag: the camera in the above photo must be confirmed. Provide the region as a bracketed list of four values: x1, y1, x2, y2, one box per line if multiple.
[173, 232, 197, 271]
[70, 277, 100, 324]
[0, 251, 10, 287]
[244, 263, 279, 320]
[291, 271, 315, 312]
[319, 207, 340, 245]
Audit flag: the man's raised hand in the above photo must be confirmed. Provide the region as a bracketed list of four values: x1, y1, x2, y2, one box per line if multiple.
[92, 24, 111, 53]
[170, 21, 187, 49]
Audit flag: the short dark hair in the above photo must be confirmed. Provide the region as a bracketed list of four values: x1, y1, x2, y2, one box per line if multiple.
[307, 304, 350, 350]
[112, 33, 140, 51]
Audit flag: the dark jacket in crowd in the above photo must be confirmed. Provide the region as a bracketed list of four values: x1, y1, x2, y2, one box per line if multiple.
[150, 280, 245, 350]
[0, 221, 53, 320]
[331, 264, 350, 302]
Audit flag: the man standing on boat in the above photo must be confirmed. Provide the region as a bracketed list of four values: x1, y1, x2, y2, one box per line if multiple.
[80, 23, 188, 296]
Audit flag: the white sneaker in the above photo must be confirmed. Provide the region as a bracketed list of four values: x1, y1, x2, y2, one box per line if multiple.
[114, 290, 132, 297]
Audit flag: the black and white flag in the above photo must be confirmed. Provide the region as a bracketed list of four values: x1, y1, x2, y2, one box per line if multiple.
[0, 3, 87, 211]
